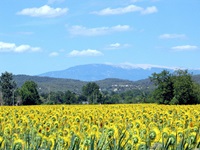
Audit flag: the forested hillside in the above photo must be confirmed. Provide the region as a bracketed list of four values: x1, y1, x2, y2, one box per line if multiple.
[13, 75, 153, 94]
[192, 74, 200, 84]
[13, 75, 86, 94]
[13, 74, 200, 94]
[0, 70, 199, 105]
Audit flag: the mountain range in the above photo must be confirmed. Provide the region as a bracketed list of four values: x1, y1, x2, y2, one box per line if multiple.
[12, 64, 200, 94]
[39, 64, 200, 81]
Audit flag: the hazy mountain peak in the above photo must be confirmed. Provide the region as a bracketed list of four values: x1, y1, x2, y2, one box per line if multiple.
[107, 63, 178, 70]
[39, 63, 200, 81]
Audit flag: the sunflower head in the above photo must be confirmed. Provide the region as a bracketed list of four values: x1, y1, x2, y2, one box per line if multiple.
[149, 130, 156, 141]
[151, 127, 161, 142]
[4, 127, 11, 135]
[75, 116, 80, 123]
[132, 135, 139, 144]
[137, 142, 147, 150]
[107, 128, 114, 139]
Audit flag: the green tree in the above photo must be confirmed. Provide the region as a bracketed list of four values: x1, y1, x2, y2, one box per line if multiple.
[150, 69, 200, 105]
[0, 72, 16, 105]
[19, 81, 41, 105]
[63, 90, 77, 104]
[77, 95, 87, 103]
[150, 70, 174, 104]
[173, 70, 198, 104]
[82, 82, 102, 104]
[193, 83, 200, 104]
[48, 91, 64, 104]
[107, 94, 120, 104]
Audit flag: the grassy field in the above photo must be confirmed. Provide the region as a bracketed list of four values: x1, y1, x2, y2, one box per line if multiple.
[0, 104, 200, 150]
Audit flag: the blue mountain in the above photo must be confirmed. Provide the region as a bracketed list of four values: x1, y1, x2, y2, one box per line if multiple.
[39, 64, 200, 81]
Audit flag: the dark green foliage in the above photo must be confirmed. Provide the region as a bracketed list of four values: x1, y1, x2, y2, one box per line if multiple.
[193, 83, 200, 103]
[63, 90, 77, 104]
[173, 70, 198, 104]
[13, 75, 86, 94]
[40, 90, 78, 104]
[82, 82, 102, 104]
[150, 70, 174, 104]
[0, 71, 16, 105]
[45, 91, 64, 104]
[77, 95, 87, 102]
[19, 81, 41, 105]
[106, 94, 120, 104]
[150, 69, 200, 105]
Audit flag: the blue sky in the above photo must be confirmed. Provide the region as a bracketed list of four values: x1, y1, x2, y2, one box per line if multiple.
[0, 0, 199, 75]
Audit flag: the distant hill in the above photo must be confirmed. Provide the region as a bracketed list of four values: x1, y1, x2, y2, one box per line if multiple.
[192, 74, 200, 84]
[13, 75, 86, 94]
[13, 73, 200, 94]
[13, 75, 153, 94]
[96, 78, 153, 92]
[39, 64, 200, 81]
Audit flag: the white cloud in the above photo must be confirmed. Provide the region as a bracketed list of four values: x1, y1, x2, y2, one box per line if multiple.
[0, 41, 41, 53]
[17, 5, 68, 18]
[92, 5, 142, 15]
[68, 49, 103, 57]
[0, 42, 15, 51]
[107, 43, 130, 50]
[15, 45, 32, 53]
[92, 5, 157, 15]
[68, 25, 130, 36]
[49, 52, 59, 57]
[141, 6, 158, 15]
[172, 45, 198, 51]
[159, 34, 186, 39]
[110, 43, 121, 48]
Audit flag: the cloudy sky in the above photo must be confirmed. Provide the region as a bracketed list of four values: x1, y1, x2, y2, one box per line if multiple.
[0, 0, 199, 75]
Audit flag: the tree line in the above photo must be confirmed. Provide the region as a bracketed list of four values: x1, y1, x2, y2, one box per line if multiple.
[0, 72, 41, 105]
[149, 69, 200, 104]
[1, 70, 200, 105]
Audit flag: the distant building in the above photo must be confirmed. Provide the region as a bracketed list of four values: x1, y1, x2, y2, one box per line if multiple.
[82, 101, 89, 104]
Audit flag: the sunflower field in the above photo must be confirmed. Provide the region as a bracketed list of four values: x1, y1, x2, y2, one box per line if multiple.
[0, 104, 200, 150]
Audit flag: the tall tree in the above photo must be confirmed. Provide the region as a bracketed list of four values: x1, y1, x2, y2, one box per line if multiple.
[150, 70, 174, 104]
[47, 91, 64, 104]
[63, 90, 77, 104]
[173, 70, 198, 104]
[82, 82, 102, 104]
[19, 81, 41, 105]
[0, 72, 16, 105]
[150, 69, 200, 104]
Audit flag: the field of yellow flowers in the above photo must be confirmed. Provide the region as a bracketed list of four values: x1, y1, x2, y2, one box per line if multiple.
[0, 104, 200, 150]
